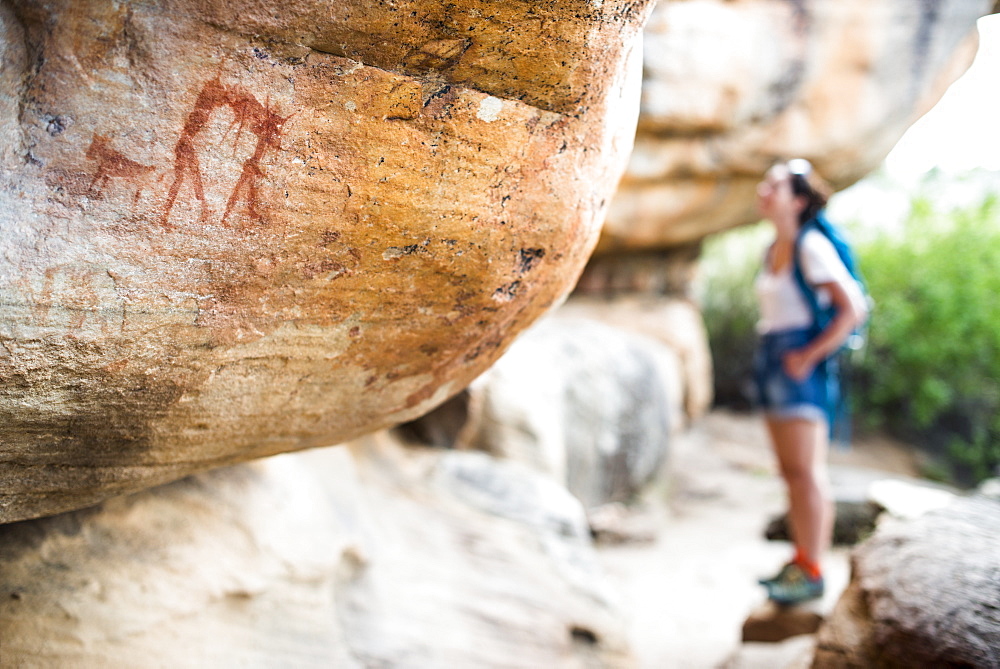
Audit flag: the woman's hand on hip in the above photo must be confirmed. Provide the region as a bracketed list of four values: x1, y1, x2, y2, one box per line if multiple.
[782, 349, 815, 381]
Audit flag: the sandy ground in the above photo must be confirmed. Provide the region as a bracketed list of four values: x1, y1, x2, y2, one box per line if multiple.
[596, 410, 921, 669]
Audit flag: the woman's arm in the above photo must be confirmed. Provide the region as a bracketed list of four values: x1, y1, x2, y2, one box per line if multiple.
[783, 279, 868, 381]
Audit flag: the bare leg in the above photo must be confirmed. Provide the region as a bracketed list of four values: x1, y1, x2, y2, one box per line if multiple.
[765, 416, 834, 568]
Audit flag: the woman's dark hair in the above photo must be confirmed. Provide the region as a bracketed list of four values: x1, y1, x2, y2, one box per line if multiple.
[785, 159, 832, 225]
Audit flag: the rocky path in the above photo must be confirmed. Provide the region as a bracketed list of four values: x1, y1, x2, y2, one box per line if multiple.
[596, 410, 921, 669]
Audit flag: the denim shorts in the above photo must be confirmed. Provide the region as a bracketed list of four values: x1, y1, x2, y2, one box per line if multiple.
[753, 327, 838, 427]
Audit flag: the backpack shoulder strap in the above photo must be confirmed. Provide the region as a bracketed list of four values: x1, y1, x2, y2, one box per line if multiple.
[812, 211, 866, 287]
[792, 218, 824, 328]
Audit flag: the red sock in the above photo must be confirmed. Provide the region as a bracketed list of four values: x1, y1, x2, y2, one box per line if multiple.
[793, 548, 823, 580]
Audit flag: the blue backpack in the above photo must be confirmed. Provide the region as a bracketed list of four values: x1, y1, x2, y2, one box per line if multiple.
[791, 211, 870, 445]
[791, 210, 870, 351]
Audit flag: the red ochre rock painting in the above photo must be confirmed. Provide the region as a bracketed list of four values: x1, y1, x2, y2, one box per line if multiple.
[154, 78, 291, 228]
[85, 79, 290, 229]
[86, 134, 155, 203]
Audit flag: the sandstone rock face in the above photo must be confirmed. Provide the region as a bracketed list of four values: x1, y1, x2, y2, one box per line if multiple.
[0, 0, 653, 523]
[813, 496, 1000, 668]
[600, 0, 995, 250]
[0, 434, 633, 667]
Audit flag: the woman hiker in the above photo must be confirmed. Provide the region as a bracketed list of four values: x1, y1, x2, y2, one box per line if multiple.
[752, 159, 869, 605]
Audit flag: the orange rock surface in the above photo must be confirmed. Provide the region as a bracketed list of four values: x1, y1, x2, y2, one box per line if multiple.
[0, 0, 652, 522]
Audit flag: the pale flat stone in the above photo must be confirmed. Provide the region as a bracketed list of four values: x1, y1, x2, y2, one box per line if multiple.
[0, 432, 634, 667]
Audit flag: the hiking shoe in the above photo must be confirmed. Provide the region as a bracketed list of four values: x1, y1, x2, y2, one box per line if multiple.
[764, 563, 824, 605]
[757, 562, 796, 587]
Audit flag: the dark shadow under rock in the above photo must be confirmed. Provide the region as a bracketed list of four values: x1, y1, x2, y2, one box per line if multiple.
[764, 500, 884, 547]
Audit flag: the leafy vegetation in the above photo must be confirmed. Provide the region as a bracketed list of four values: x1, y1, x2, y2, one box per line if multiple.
[854, 193, 1000, 484]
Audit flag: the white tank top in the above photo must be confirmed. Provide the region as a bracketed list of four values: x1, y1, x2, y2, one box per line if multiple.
[754, 229, 865, 334]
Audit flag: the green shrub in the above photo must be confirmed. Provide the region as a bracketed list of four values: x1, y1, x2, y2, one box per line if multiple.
[855, 193, 1000, 484]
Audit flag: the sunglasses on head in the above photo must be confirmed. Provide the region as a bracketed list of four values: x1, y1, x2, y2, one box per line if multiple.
[787, 158, 813, 177]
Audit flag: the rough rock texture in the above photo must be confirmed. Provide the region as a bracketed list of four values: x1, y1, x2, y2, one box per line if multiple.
[0, 433, 633, 668]
[406, 316, 677, 511]
[0, 0, 654, 523]
[813, 496, 1000, 668]
[600, 0, 996, 250]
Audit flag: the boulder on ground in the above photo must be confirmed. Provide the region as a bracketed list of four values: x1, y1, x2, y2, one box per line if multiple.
[764, 500, 884, 547]
[458, 317, 679, 512]
[556, 294, 714, 423]
[813, 496, 1000, 668]
[404, 316, 678, 512]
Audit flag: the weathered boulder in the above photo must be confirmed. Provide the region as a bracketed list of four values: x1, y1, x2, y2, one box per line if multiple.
[0, 0, 654, 523]
[0, 433, 633, 667]
[601, 0, 995, 250]
[556, 294, 713, 422]
[812, 496, 1000, 668]
[406, 316, 677, 511]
